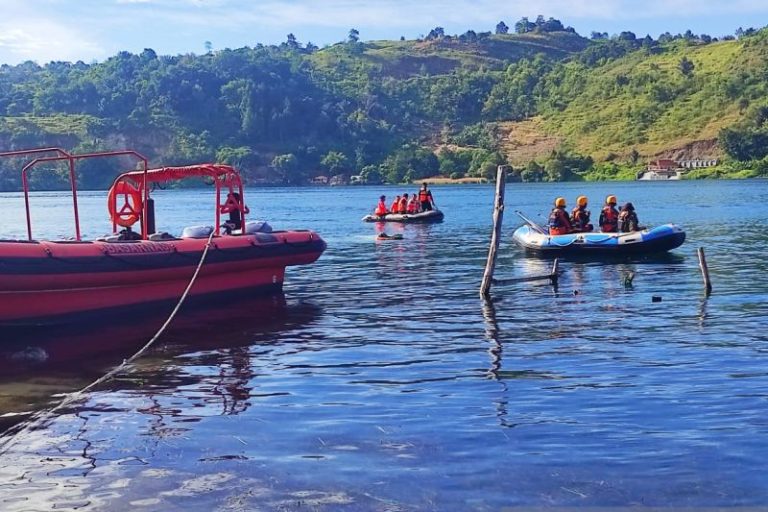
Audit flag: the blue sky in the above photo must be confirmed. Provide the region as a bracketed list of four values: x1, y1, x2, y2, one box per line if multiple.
[0, 0, 766, 65]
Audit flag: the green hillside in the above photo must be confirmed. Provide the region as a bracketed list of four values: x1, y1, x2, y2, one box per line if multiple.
[0, 20, 766, 189]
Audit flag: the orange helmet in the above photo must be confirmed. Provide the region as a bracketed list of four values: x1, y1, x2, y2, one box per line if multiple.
[554, 197, 566, 207]
[577, 195, 588, 207]
[606, 195, 617, 205]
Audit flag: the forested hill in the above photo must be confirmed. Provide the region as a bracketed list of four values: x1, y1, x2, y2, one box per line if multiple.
[0, 18, 767, 190]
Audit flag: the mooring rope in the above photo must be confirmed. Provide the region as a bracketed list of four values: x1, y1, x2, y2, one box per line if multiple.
[0, 229, 217, 455]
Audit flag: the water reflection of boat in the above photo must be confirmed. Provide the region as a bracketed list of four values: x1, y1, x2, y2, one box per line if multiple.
[362, 209, 444, 223]
[512, 223, 686, 257]
[0, 293, 321, 373]
[0, 148, 326, 327]
[0, 293, 322, 441]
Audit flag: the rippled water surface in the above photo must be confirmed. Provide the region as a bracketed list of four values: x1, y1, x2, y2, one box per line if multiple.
[1, 180, 768, 510]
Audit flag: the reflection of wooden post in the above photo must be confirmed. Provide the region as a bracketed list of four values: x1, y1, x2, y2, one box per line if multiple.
[697, 247, 712, 296]
[480, 165, 507, 297]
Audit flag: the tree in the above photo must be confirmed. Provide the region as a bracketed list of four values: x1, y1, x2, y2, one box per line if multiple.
[514, 17, 534, 34]
[679, 56, 695, 77]
[204, 41, 213, 53]
[495, 21, 509, 34]
[321, 150, 349, 175]
[285, 33, 300, 50]
[271, 153, 300, 184]
[426, 27, 445, 40]
[348, 28, 360, 44]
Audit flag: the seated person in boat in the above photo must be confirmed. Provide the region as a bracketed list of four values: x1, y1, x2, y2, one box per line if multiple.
[548, 197, 574, 235]
[570, 195, 593, 232]
[418, 183, 434, 211]
[619, 202, 643, 232]
[221, 192, 247, 234]
[390, 195, 402, 214]
[407, 193, 420, 214]
[398, 193, 409, 214]
[374, 195, 388, 217]
[599, 195, 619, 233]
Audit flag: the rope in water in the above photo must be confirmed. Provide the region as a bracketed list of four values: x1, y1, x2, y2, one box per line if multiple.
[0, 229, 217, 455]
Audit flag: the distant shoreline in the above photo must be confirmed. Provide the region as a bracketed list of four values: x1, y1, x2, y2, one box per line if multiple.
[410, 177, 489, 185]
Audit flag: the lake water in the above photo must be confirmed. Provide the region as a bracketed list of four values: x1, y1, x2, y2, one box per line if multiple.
[1, 180, 767, 510]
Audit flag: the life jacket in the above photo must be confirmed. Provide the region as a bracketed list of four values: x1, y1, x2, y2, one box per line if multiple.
[407, 198, 418, 214]
[571, 206, 591, 232]
[399, 197, 408, 213]
[418, 189, 431, 202]
[390, 198, 401, 214]
[548, 207, 572, 235]
[599, 206, 618, 232]
[374, 200, 388, 216]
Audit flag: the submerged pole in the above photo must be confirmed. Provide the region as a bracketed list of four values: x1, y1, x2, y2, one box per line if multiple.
[550, 258, 559, 285]
[480, 165, 508, 297]
[697, 247, 712, 296]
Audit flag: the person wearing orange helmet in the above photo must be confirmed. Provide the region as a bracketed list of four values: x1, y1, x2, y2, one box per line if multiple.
[599, 195, 619, 232]
[548, 197, 573, 235]
[570, 195, 593, 232]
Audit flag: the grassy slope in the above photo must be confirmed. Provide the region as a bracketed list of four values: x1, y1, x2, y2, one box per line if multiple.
[540, 39, 752, 162]
[313, 32, 589, 77]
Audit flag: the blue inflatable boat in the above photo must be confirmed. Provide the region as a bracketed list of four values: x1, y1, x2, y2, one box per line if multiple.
[512, 223, 686, 256]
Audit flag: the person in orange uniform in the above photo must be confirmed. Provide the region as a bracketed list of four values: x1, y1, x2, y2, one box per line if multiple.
[374, 195, 388, 217]
[399, 193, 409, 214]
[548, 197, 573, 235]
[407, 193, 419, 214]
[599, 195, 619, 232]
[390, 195, 401, 214]
[418, 183, 434, 211]
[570, 195, 593, 232]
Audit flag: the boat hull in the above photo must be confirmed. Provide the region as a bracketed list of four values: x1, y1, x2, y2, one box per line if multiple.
[362, 209, 444, 223]
[0, 230, 326, 326]
[512, 224, 686, 257]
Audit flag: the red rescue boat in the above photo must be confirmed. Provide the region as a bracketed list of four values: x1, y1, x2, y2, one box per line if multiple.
[0, 148, 326, 326]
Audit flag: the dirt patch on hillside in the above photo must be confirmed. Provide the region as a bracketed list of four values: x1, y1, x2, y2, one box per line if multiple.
[651, 139, 721, 161]
[496, 118, 562, 165]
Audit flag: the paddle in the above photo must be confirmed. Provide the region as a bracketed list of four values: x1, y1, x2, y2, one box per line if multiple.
[515, 210, 547, 235]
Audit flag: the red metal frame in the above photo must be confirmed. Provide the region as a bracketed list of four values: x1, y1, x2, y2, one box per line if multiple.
[1, 148, 248, 241]
[20, 150, 149, 240]
[114, 164, 247, 236]
[0, 148, 79, 241]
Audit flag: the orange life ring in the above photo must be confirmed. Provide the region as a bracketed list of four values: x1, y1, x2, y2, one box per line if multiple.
[108, 180, 143, 227]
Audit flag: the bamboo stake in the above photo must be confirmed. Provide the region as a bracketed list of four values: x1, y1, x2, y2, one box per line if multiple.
[697, 247, 712, 296]
[480, 165, 507, 297]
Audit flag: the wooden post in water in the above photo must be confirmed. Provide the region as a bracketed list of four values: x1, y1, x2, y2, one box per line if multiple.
[697, 247, 712, 296]
[480, 165, 508, 297]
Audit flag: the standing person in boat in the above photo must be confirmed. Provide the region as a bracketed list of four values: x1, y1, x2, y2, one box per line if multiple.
[619, 202, 643, 232]
[374, 195, 388, 217]
[599, 195, 619, 233]
[407, 193, 419, 214]
[548, 197, 574, 235]
[570, 195, 593, 232]
[390, 195, 402, 214]
[418, 182, 434, 211]
[399, 193, 409, 214]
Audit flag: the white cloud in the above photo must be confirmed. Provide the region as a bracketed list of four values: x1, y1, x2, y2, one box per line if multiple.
[0, 19, 106, 63]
